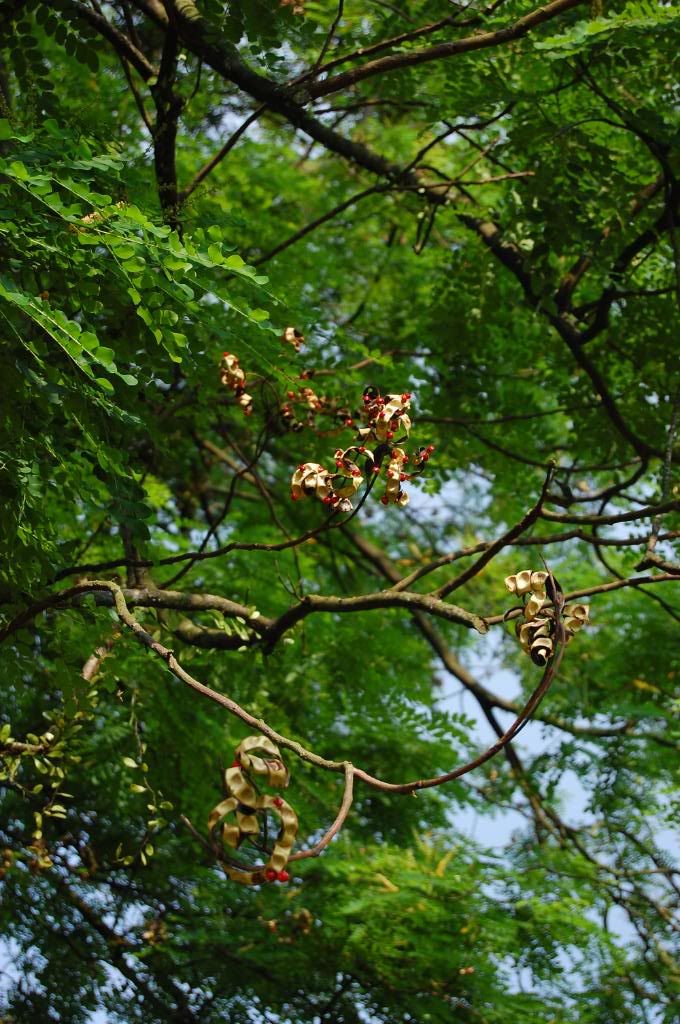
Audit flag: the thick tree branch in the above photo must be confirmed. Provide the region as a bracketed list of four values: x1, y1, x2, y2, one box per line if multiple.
[151, 17, 183, 227]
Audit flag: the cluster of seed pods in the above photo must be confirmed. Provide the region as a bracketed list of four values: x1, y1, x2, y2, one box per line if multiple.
[290, 386, 435, 511]
[505, 570, 590, 666]
[219, 352, 253, 415]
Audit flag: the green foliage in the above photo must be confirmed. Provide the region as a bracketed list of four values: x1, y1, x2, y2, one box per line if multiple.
[0, 2, 678, 1022]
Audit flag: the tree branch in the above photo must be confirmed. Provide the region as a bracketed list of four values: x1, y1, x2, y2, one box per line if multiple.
[306, 0, 586, 99]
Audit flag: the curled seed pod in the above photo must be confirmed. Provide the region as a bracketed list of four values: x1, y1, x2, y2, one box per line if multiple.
[219, 353, 253, 416]
[382, 448, 410, 507]
[289, 386, 428, 514]
[208, 736, 298, 886]
[563, 603, 590, 637]
[290, 463, 330, 502]
[507, 570, 588, 665]
[281, 326, 304, 351]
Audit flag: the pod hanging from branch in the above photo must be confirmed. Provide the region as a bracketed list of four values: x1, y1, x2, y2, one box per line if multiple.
[208, 736, 298, 886]
[505, 570, 589, 665]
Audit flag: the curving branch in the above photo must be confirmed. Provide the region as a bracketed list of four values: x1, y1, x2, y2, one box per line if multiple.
[46, 581, 562, 799]
[288, 762, 354, 862]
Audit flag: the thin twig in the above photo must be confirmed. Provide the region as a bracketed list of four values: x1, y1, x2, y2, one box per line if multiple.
[433, 465, 555, 599]
[289, 763, 354, 861]
[179, 104, 266, 202]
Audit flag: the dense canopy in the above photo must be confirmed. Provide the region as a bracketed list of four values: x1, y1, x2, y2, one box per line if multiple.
[0, 1, 679, 1022]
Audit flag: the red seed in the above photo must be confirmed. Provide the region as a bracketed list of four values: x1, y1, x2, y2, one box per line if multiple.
[386, 431, 394, 440]
[231, 759, 240, 768]
[372, 465, 380, 473]
[380, 496, 389, 505]
[422, 454, 429, 462]
[265, 868, 277, 882]
[400, 473, 407, 481]
[273, 797, 284, 808]
[359, 446, 366, 453]
[277, 870, 290, 883]
[427, 445, 435, 453]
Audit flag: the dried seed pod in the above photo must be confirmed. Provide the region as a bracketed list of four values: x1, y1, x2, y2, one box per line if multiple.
[208, 736, 298, 886]
[330, 458, 364, 499]
[290, 463, 330, 502]
[236, 389, 253, 415]
[219, 352, 253, 416]
[299, 385, 323, 410]
[220, 352, 246, 391]
[563, 603, 590, 637]
[289, 386, 429, 514]
[382, 447, 410, 507]
[506, 570, 589, 664]
[281, 326, 304, 351]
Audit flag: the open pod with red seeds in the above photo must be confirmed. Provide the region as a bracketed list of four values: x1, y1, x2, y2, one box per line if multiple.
[505, 570, 590, 666]
[207, 736, 298, 886]
[381, 447, 410, 507]
[289, 386, 434, 513]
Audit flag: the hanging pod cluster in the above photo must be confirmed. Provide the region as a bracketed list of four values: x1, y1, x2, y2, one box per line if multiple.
[208, 736, 298, 886]
[505, 570, 590, 666]
[290, 386, 435, 511]
[219, 352, 253, 415]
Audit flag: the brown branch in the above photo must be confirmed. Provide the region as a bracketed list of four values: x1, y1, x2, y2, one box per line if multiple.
[306, 0, 494, 80]
[0, 585, 272, 645]
[461, 215, 664, 460]
[151, 19, 183, 227]
[254, 110, 507, 265]
[260, 587, 487, 652]
[119, 55, 153, 132]
[433, 465, 554, 599]
[60, 581, 557, 797]
[389, 528, 679, 596]
[555, 175, 664, 310]
[81, 631, 120, 681]
[312, 0, 345, 73]
[539, 499, 678, 525]
[288, 762, 354, 862]
[307, 0, 586, 99]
